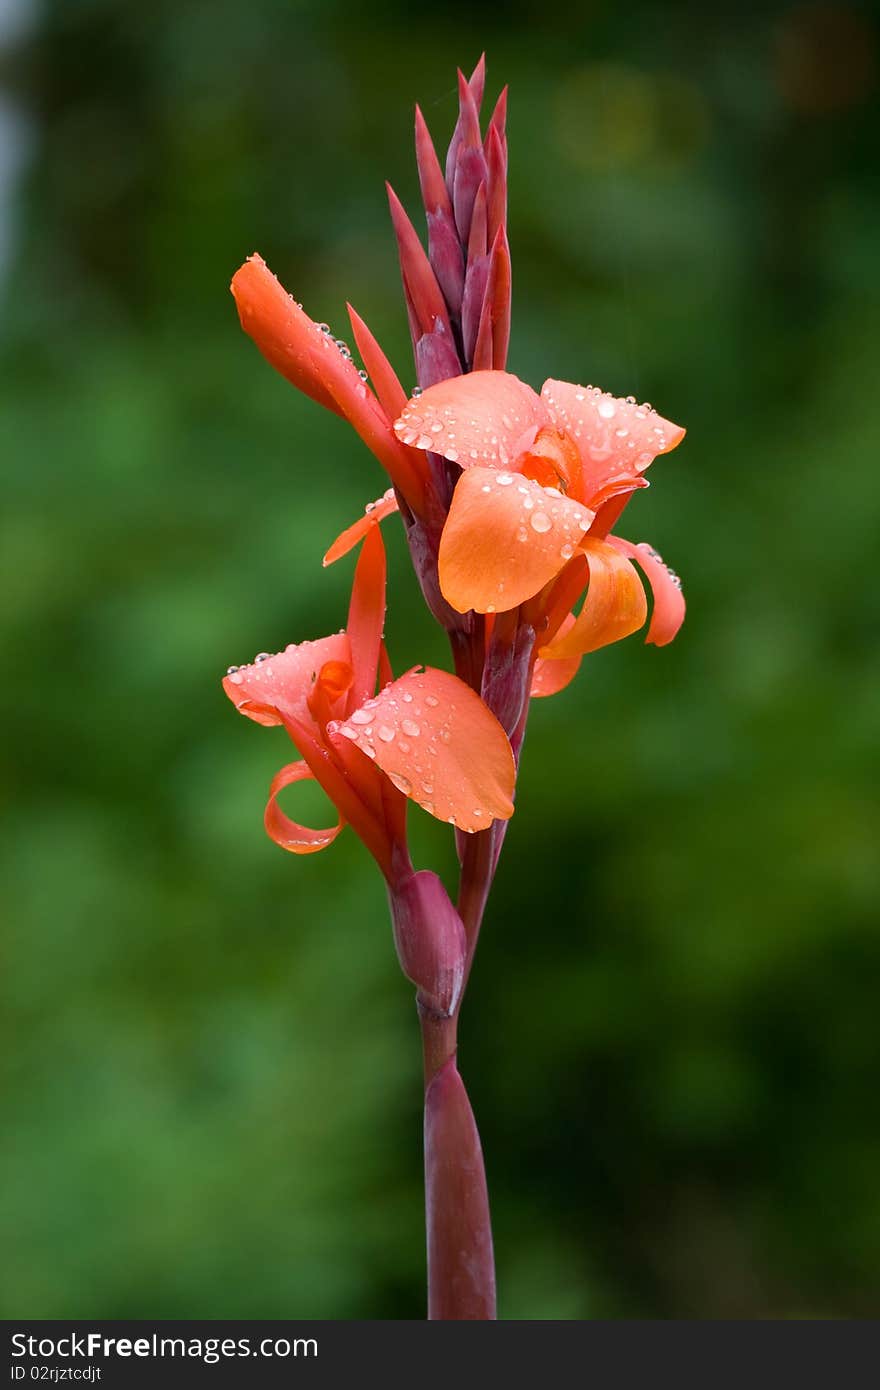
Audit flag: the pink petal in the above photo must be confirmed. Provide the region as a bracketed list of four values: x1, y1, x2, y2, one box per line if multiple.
[222, 634, 351, 726]
[540, 379, 685, 502]
[394, 370, 549, 468]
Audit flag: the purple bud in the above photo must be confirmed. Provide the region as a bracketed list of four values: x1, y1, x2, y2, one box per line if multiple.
[461, 254, 490, 367]
[389, 870, 467, 1017]
[453, 142, 490, 247]
[415, 321, 462, 387]
[427, 209, 465, 320]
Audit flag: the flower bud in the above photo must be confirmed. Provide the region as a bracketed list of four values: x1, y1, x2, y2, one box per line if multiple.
[389, 870, 467, 1016]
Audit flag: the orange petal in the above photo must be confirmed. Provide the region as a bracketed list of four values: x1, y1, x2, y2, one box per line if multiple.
[346, 303, 408, 423]
[222, 634, 351, 726]
[438, 468, 595, 614]
[539, 538, 647, 659]
[394, 370, 549, 469]
[346, 522, 386, 707]
[323, 489, 399, 566]
[608, 536, 686, 646]
[540, 379, 685, 502]
[264, 761, 345, 854]
[328, 667, 515, 833]
[530, 615, 582, 697]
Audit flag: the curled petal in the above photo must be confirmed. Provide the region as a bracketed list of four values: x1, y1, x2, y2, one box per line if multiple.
[323, 489, 399, 566]
[530, 616, 582, 697]
[329, 667, 515, 833]
[264, 761, 344, 854]
[395, 370, 549, 468]
[540, 379, 685, 501]
[539, 538, 647, 659]
[608, 536, 686, 646]
[439, 467, 595, 614]
[222, 634, 351, 726]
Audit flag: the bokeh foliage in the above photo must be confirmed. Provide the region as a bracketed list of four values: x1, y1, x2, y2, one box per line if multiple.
[2, 0, 878, 1318]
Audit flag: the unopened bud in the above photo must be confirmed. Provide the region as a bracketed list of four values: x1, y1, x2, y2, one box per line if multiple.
[389, 871, 467, 1016]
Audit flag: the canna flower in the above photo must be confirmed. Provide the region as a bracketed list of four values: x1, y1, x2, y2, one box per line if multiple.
[391, 370, 687, 692]
[222, 524, 516, 882]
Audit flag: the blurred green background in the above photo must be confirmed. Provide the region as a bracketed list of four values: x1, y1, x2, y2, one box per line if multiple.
[2, 0, 878, 1319]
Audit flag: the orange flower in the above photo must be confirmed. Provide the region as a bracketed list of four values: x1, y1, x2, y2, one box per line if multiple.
[389, 369, 685, 693]
[222, 525, 515, 881]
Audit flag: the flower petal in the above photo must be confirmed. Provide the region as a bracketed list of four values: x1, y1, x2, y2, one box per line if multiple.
[329, 667, 515, 832]
[222, 634, 351, 726]
[530, 616, 582, 697]
[323, 489, 399, 567]
[539, 538, 647, 659]
[346, 522, 386, 708]
[438, 467, 595, 614]
[264, 761, 345, 854]
[541, 379, 685, 501]
[608, 537, 686, 646]
[394, 370, 549, 468]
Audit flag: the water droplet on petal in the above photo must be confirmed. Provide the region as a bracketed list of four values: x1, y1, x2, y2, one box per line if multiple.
[389, 772, 412, 795]
[496, 472, 515, 485]
[425, 695, 439, 707]
[226, 665, 240, 675]
[377, 725, 395, 743]
[350, 709, 374, 725]
[401, 718, 421, 737]
[598, 399, 616, 419]
[530, 512, 552, 533]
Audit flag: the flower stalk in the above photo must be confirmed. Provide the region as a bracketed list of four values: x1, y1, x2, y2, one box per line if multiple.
[222, 54, 686, 1322]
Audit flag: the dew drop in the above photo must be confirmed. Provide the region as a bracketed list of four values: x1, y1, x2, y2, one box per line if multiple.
[401, 718, 421, 738]
[398, 739, 411, 754]
[254, 652, 270, 663]
[425, 694, 439, 707]
[560, 543, 575, 559]
[530, 512, 552, 533]
[350, 709, 374, 725]
[227, 672, 243, 685]
[389, 773, 412, 795]
[440, 729, 451, 743]
[496, 472, 515, 485]
[226, 665, 240, 675]
[377, 725, 395, 743]
[598, 399, 616, 420]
